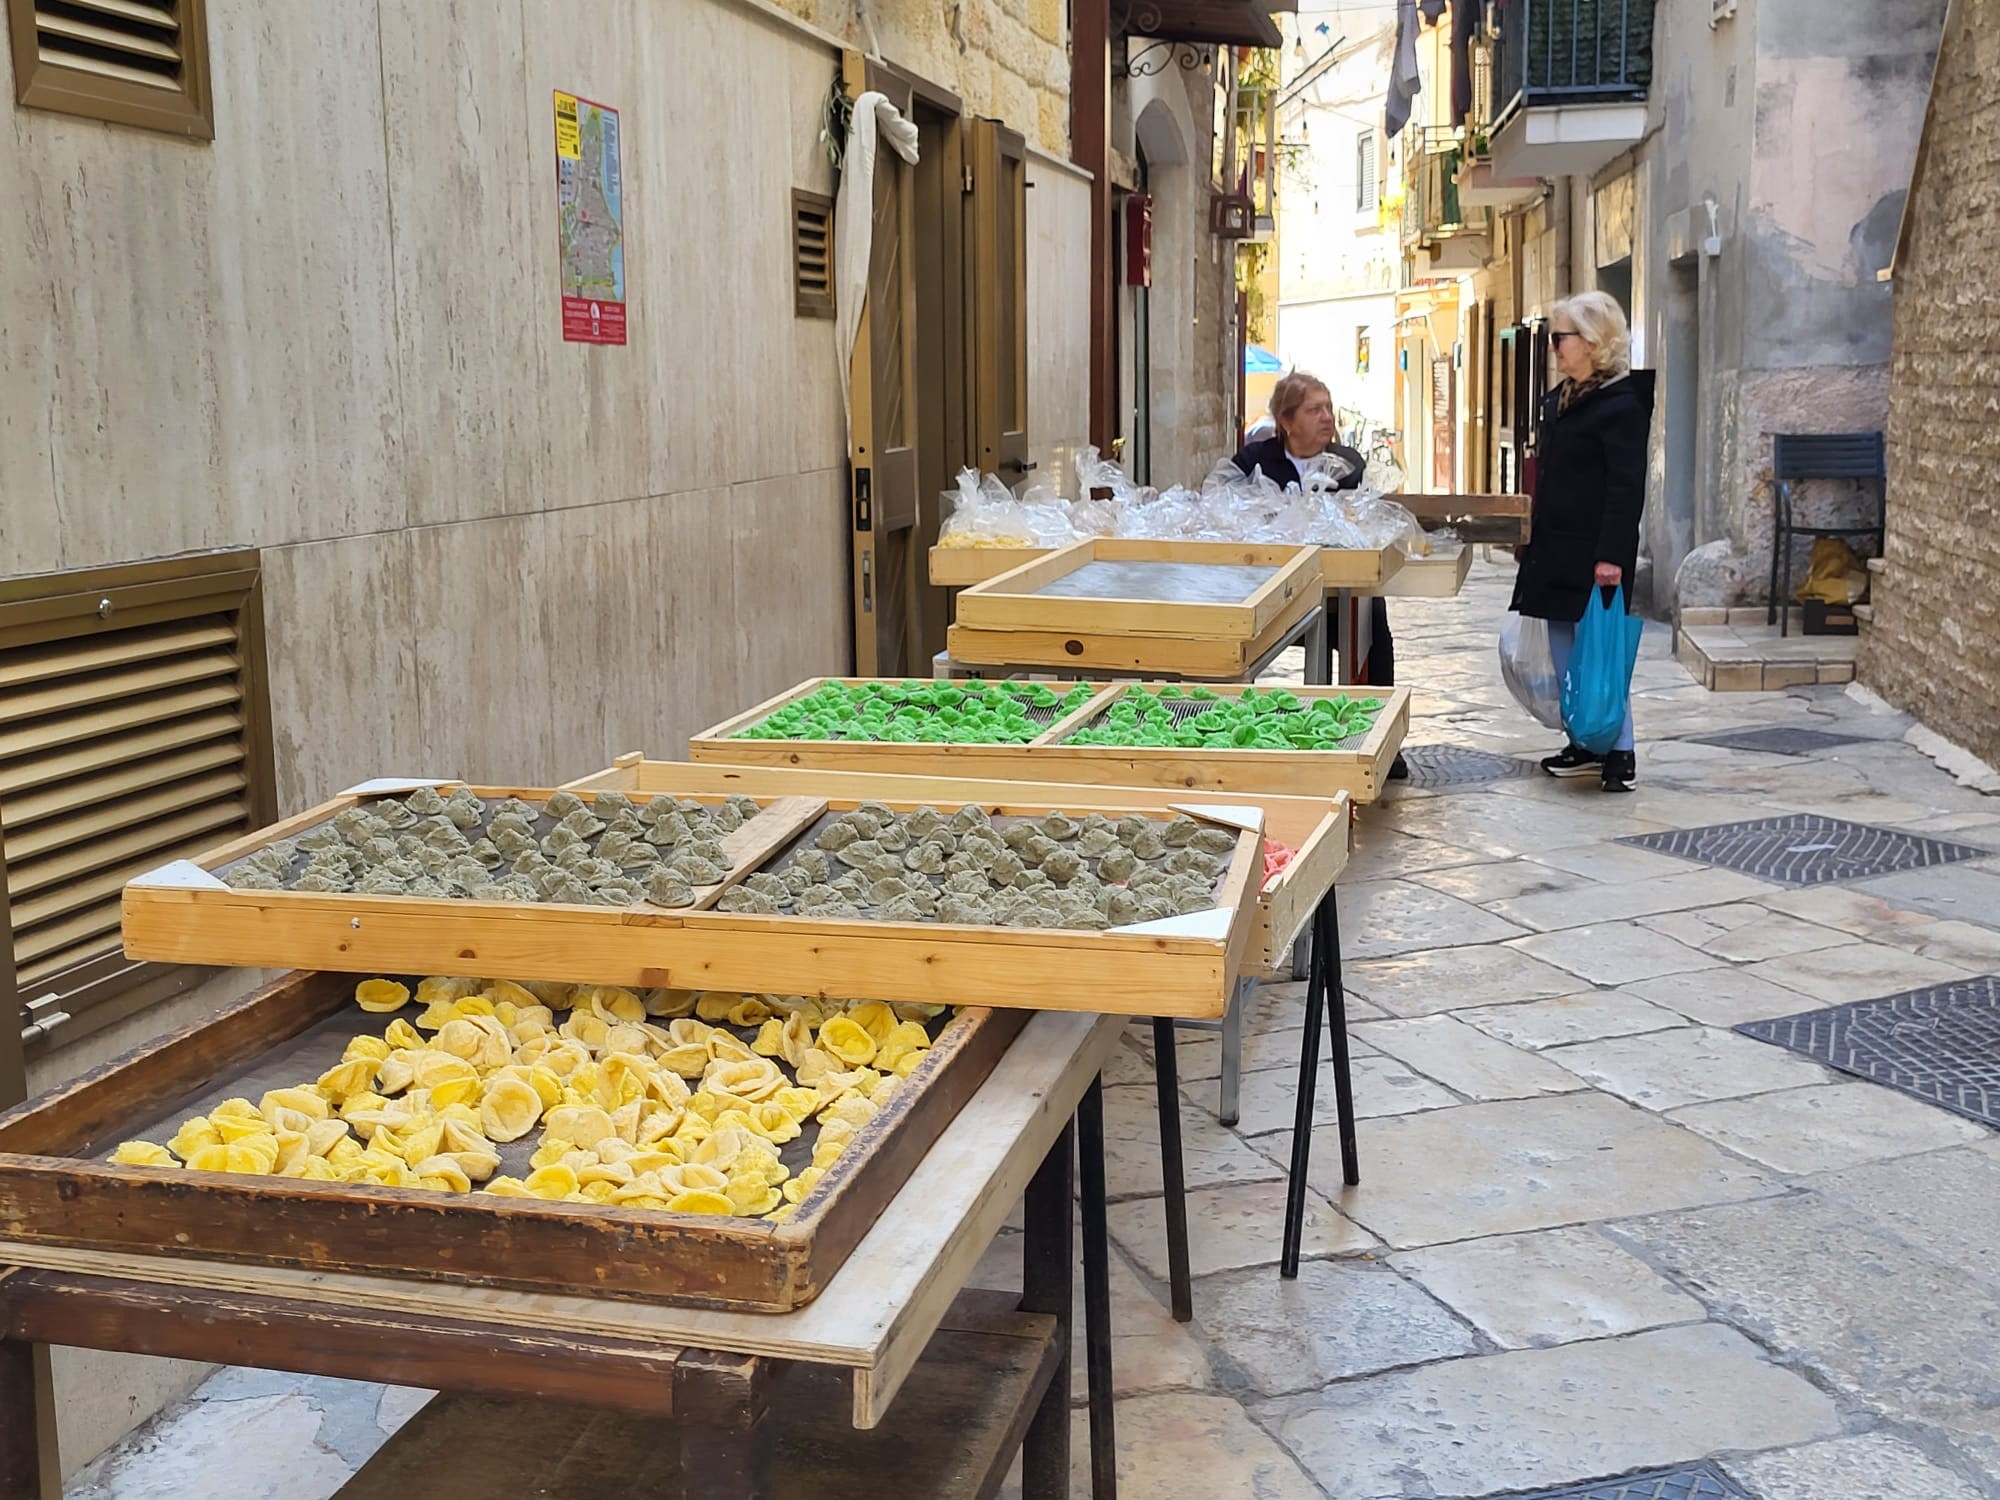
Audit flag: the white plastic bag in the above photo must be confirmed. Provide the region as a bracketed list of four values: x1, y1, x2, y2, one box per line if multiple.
[1499, 613, 1564, 729]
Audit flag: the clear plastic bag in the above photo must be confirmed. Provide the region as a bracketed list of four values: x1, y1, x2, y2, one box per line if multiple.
[1499, 612, 1565, 729]
[1016, 481, 1081, 548]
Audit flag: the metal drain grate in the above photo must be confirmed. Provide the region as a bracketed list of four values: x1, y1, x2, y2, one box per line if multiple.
[1617, 814, 1991, 887]
[1398, 743, 1541, 789]
[1739, 976, 2000, 1128]
[1686, 726, 1876, 756]
[1509, 1464, 1749, 1500]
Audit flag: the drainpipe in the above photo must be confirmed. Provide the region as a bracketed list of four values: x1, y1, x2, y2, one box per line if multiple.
[1072, 0, 1114, 448]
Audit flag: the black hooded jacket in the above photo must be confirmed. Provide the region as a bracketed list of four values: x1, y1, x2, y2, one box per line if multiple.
[1230, 433, 1367, 492]
[1510, 370, 1656, 622]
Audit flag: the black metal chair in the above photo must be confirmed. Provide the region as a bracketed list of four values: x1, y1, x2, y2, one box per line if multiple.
[1767, 432, 1886, 636]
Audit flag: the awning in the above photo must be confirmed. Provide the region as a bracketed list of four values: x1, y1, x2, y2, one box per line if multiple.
[1119, 0, 1292, 49]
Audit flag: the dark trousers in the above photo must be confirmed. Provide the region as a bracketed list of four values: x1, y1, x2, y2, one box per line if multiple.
[1367, 597, 1395, 686]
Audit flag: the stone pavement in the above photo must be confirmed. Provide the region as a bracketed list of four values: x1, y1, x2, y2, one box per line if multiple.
[73, 557, 2000, 1499]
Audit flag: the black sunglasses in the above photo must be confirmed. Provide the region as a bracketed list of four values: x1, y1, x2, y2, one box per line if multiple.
[1549, 330, 1583, 346]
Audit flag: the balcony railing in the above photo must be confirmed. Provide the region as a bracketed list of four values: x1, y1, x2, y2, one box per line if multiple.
[1401, 127, 1464, 247]
[1491, 0, 1656, 122]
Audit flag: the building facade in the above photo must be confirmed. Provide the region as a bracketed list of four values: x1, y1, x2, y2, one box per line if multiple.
[1382, 0, 1943, 617]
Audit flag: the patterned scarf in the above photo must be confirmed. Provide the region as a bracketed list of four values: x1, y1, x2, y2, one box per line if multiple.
[1557, 373, 1606, 415]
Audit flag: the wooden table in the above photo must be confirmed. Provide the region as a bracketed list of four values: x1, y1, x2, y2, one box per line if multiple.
[0, 1012, 1127, 1500]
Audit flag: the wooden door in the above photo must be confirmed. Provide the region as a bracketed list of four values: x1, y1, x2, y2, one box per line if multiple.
[968, 118, 1029, 485]
[843, 54, 921, 676]
[909, 92, 968, 667]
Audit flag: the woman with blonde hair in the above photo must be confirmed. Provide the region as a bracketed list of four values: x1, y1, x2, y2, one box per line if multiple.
[1233, 372, 1400, 763]
[1510, 291, 1655, 792]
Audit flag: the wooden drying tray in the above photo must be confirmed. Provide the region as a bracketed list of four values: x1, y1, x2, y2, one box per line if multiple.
[0, 968, 1025, 1311]
[563, 760, 1351, 977]
[931, 539, 1402, 591]
[1396, 492, 1531, 545]
[1384, 545, 1475, 599]
[690, 680, 1413, 803]
[120, 783, 1263, 1020]
[952, 538, 1320, 641]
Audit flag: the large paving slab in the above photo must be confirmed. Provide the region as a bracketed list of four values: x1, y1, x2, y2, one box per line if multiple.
[1098, 1083, 1282, 1200]
[1807, 1141, 2000, 1294]
[1722, 1433, 1990, 1500]
[1391, 1226, 1704, 1349]
[1545, 1025, 1833, 1111]
[1486, 869, 1774, 933]
[1335, 879, 1530, 959]
[1740, 942, 1976, 1004]
[1608, 1190, 2000, 1423]
[1254, 1323, 1841, 1499]
[1512, 922, 1723, 987]
[1105, 1179, 1376, 1281]
[1852, 863, 2000, 928]
[1670, 1081, 1990, 1174]
[1308, 1092, 1776, 1248]
[1753, 883, 1947, 941]
[1457, 989, 1688, 1049]
[1219, 1051, 1459, 1137]
[1077, 1394, 1324, 1500]
[1193, 1258, 1478, 1397]
[1622, 966, 1842, 1027]
[1342, 942, 1584, 1017]
[1407, 857, 1593, 906]
[1350, 1014, 1587, 1100]
[1639, 902, 1862, 963]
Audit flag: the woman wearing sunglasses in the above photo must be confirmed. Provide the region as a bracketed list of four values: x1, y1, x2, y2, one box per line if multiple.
[1511, 292, 1656, 792]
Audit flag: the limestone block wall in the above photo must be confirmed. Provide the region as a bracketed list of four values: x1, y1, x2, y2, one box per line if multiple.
[1858, 0, 2000, 768]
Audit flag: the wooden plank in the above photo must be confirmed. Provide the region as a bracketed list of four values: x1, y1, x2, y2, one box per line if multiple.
[928, 546, 1048, 588]
[947, 571, 1319, 676]
[0, 1271, 687, 1415]
[1317, 544, 1402, 591]
[0, 1013, 1125, 1417]
[1383, 546, 1474, 598]
[1395, 492, 1531, 545]
[330, 1299, 1060, 1499]
[1247, 805, 1350, 978]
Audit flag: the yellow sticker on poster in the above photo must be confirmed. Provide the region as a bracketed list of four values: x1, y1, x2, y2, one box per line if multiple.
[554, 91, 580, 160]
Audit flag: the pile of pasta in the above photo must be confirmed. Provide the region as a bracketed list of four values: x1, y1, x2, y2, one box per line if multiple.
[109, 977, 944, 1222]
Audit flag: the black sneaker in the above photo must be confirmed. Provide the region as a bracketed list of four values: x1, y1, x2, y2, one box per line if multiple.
[1601, 750, 1637, 793]
[1540, 744, 1602, 778]
[1387, 753, 1410, 781]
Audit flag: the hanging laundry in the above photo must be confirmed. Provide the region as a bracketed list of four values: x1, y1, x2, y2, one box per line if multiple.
[1386, 0, 1423, 137]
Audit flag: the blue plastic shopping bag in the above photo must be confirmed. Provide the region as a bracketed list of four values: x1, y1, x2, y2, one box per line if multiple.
[1561, 587, 1645, 755]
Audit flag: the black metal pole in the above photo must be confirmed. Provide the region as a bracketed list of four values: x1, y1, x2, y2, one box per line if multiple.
[1151, 1018, 1195, 1322]
[1079, 1077, 1118, 1499]
[1325, 893, 1360, 1185]
[1280, 895, 1331, 1278]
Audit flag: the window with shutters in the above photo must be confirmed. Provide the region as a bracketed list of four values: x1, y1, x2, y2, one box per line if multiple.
[7, 0, 213, 140]
[1355, 130, 1379, 214]
[792, 188, 834, 319]
[0, 550, 274, 1055]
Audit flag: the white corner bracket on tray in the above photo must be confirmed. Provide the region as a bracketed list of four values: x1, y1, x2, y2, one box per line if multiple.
[1171, 803, 1267, 834]
[1108, 907, 1235, 939]
[127, 859, 230, 891]
[339, 777, 467, 797]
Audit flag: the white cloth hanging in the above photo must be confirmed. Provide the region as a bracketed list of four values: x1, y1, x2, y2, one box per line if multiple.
[834, 91, 921, 437]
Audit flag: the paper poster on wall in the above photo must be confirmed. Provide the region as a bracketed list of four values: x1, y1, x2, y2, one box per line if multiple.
[554, 90, 625, 345]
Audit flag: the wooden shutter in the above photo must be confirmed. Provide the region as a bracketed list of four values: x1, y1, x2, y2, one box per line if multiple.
[7, 0, 214, 139]
[968, 118, 1029, 483]
[0, 551, 273, 1052]
[1356, 132, 1379, 213]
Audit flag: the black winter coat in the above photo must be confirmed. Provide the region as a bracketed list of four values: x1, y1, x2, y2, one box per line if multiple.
[1511, 370, 1656, 623]
[1231, 434, 1367, 492]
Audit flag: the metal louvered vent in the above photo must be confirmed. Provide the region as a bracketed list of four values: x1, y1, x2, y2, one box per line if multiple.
[792, 188, 835, 319]
[34, 0, 185, 89]
[0, 552, 272, 1049]
[8, 0, 214, 138]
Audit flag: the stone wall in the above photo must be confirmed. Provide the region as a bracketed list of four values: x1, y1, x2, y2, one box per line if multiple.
[1858, 0, 2000, 768]
[779, 0, 1072, 154]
